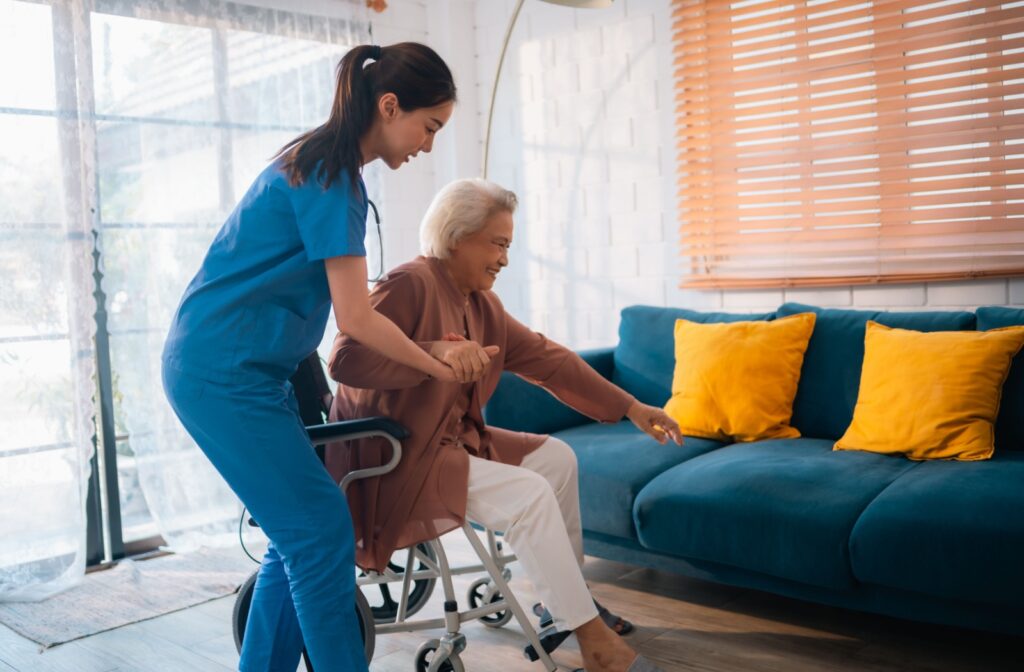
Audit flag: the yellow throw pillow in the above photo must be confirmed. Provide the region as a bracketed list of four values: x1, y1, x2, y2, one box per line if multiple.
[835, 321, 1024, 461]
[664, 312, 816, 442]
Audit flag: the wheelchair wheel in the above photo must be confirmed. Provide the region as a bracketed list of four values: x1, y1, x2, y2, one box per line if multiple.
[232, 569, 376, 665]
[360, 542, 437, 623]
[466, 577, 513, 628]
[414, 639, 465, 672]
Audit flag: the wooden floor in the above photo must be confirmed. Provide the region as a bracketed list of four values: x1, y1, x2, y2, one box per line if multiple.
[1, 532, 1021, 672]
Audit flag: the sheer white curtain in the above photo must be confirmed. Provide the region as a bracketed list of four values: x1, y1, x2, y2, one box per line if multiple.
[0, 0, 374, 600]
[0, 0, 99, 601]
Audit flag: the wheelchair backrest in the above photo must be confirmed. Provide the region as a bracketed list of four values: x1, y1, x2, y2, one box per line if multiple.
[290, 352, 334, 426]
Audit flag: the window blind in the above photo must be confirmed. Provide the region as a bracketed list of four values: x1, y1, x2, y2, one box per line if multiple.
[672, 0, 1024, 288]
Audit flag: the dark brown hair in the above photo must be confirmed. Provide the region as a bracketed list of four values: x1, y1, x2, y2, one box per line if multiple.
[276, 42, 456, 190]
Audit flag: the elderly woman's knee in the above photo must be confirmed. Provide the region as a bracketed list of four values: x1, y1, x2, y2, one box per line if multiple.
[515, 468, 560, 509]
[546, 437, 579, 477]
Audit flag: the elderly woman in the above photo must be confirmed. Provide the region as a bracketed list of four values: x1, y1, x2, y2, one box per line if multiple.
[326, 178, 679, 672]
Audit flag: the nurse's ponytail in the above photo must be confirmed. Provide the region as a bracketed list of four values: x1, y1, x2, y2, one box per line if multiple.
[276, 42, 456, 191]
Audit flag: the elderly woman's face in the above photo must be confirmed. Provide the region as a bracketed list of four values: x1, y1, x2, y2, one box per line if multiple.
[446, 209, 514, 294]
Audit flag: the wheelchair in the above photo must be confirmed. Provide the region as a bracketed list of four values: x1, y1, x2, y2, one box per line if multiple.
[231, 352, 566, 671]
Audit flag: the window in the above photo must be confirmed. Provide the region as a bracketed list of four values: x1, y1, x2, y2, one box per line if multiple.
[672, 0, 1024, 288]
[0, 0, 365, 598]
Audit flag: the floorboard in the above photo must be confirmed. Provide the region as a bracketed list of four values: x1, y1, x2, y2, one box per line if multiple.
[1, 532, 1021, 671]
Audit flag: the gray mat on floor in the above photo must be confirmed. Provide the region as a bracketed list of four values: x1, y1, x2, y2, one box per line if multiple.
[0, 547, 257, 648]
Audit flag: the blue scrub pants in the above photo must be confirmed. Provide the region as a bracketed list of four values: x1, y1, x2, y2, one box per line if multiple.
[162, 362, 367, 672]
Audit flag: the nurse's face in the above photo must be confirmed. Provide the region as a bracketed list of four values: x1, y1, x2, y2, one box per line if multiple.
[445, 210, 514, 295]
[373, 94, 454, 170]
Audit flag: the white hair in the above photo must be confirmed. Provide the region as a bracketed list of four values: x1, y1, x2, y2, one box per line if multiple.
[419, 178, 518, 259]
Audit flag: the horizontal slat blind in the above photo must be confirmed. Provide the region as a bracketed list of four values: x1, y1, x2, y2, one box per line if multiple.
[673, 0, 1024, 288]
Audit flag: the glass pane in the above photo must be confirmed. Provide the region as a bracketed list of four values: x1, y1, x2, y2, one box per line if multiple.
[0, 339, 75, 454]
[0, 230, 70, 342]
[0, 1, 56, 110]
[0, 115, 64, 224]
[230, 127, 295, 201]
[93, 14, 233, 545]
[91, 13, 216, 122]
[226, 30, 344, 129]
[96, 121, 222, 224]
[0, 447, 82, 567]
[102, 227, 219, 332]
[0, 5, 92, 594]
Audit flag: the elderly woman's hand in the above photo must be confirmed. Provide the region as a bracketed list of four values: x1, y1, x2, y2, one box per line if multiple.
[626, 402, 684, 445]
[429, 336, 500, 383]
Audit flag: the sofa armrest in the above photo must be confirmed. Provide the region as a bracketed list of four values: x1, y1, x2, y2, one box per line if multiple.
[484, 347, 617, 435]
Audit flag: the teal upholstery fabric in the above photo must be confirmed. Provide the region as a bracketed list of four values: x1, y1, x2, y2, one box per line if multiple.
[583, 530, 1024, 637]
[850, 451, 1024, 608]
[777, 303, 976, 440]
[633, 439, 918, 589]
[554, 420, 724, 541]
[483, 348, 615, 435]
[976, 306, 1024, 452]
[612, 305, 774, 407]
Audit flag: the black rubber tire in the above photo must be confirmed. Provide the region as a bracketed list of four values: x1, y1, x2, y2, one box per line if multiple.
[413, 639, 464, 672]
[466, 577, 513, 628]
[232, 569, 376, 667]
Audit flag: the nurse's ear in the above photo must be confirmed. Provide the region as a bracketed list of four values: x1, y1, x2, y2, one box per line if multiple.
[377, 92, 400, 123]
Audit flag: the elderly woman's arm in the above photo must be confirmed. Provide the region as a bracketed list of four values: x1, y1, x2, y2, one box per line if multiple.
[502, 313, 634, 422]
[502, 312, 683, 444]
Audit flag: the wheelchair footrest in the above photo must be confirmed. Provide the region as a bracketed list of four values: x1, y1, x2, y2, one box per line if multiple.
[523, 625, 573, 662]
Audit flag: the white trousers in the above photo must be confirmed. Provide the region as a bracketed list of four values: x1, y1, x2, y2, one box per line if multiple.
[464, 436, 599, 631]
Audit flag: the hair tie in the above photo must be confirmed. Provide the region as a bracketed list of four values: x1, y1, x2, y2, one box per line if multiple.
[369, 45, 383, 60]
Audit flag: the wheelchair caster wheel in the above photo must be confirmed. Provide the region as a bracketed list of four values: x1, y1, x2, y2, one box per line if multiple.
[233, 569, 376, 666]
[414, 638, 465, 672]
[467, 577, 513, 627]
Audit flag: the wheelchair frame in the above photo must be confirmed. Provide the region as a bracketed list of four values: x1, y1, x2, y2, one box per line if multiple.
[232, 353, 565, 672]
[346, 426, 560, 672]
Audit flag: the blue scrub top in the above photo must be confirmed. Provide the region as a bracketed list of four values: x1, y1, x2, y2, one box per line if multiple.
[163, 160, 368, 384]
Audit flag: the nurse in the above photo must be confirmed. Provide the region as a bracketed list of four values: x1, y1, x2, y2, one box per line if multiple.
[161, 43, 477, 672]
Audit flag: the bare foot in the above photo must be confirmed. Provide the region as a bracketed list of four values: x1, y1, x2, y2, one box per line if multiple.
[575, 616, 638, 672]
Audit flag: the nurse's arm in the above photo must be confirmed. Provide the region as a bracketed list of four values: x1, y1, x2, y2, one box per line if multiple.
[327, 267, 435, 389]
[325, 255, 456, 382]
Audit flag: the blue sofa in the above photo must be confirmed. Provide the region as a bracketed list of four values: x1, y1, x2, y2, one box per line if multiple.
[484, 303, 1024, 636]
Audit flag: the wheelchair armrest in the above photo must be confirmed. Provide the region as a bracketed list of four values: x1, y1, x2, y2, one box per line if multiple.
[305, 416, 410, 446]
[303, 416, 408, 494]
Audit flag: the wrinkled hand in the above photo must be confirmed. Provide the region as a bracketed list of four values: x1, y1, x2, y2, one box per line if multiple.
[429, 335, 500, 383]
[626, 402, 684, 445]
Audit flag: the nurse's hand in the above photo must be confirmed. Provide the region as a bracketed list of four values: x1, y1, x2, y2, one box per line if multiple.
[429, 338, 500, 383]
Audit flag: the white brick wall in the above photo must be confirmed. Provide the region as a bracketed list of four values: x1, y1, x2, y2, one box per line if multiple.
[427, 0, 1022, 349]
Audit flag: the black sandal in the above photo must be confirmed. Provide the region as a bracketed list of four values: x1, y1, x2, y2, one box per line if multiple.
[595, 598, 635, 636]
[530, 599, 635, 636]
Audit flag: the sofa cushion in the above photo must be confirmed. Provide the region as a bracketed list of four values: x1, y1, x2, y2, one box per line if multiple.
[835, 321, 1024, 461]
[633, 438, 918, 589]
[977, 306, 1024, 452]
[850, 452, 1024, 608]
[776, 303, 976, 440]
[554, 420, 724, 541]
[613, 306, 774, 407]
[665, 313, 816, 442]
